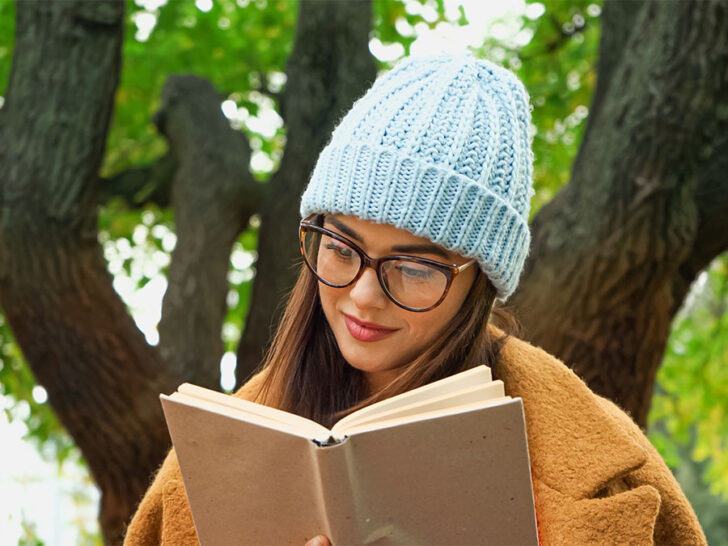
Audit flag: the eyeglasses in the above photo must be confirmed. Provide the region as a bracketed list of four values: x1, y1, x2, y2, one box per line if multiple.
[299, 214, 477, 312]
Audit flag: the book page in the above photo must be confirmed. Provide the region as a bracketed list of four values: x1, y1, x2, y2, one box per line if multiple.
[168, 388, 330, 440]
[332, 365, 492, 432]
[333, 380, 505, 435]
[337, 394, 511, 437]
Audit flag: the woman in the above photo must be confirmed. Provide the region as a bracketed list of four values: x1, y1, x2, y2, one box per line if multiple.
[124, 54, 706, 545]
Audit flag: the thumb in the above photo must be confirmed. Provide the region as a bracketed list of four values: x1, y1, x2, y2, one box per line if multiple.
[305, 535, 331, 546]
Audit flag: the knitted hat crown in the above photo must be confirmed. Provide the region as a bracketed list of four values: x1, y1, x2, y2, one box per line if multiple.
[300, 53, 535, 301]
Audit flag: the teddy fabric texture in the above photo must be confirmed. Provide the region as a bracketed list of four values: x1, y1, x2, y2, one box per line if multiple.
[300, 53, 535, 301]
[123, 331, 707, 546]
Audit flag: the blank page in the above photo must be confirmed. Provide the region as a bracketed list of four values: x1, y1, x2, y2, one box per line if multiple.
[338, 394, 511, 437]
[333, 365, 492, 432]
[171, 385, 330, 439]
[333, 380, 505, 435]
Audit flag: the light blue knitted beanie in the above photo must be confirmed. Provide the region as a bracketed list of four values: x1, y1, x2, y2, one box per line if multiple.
[300, 53, 535, 302]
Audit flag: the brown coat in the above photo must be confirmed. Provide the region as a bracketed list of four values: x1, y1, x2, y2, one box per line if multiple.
[123, 331, 706, 545]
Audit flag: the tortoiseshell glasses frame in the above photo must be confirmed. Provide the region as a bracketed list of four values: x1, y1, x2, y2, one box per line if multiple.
[299, 214, 477, 312]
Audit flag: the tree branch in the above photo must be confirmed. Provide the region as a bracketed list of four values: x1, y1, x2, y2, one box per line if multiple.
[235, 0, 377, 385]
[691, 155, 728, 272]
[586, 0, 647, 123]
[97, 152, 176, 208]
[673, 133, 728, 310]
[153, 74, 265, 388]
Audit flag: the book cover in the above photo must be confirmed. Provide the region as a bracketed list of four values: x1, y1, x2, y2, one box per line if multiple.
[160, 369, 538, 545]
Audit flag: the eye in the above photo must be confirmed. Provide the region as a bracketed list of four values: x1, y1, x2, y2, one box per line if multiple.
[396, 263, 434, 280]
[325, 241, 354, 259]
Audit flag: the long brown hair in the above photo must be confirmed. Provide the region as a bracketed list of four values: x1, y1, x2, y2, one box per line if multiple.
[251, 255, 520, 429]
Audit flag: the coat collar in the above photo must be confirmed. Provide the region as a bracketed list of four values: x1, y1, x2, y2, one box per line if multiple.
[491, 326, 648, 499]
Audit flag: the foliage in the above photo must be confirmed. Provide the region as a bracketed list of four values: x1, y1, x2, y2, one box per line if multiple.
[373, 0, 451, 63]
[0, 319, 76, 464]
[0, 0, 14, 96]
[649, 255, 728, 500]
[665, 431, 728, 545]
[476, 0, 602, 215]
[18, 520, 44, 546]
[105, 0, 298, 176]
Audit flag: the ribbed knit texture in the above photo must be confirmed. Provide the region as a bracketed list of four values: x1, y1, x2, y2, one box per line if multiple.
[300, 53, 535, 301]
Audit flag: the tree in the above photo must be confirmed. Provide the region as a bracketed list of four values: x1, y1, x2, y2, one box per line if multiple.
[0, 0, 726, 543]
[511, 0, 728, 427]
[0, 0, 375, 541]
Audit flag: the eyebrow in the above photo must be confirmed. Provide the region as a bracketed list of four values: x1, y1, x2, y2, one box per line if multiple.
[325, 217, 452, 261]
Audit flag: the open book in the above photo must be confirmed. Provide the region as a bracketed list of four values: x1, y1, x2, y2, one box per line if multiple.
[160, 365, 538, 545]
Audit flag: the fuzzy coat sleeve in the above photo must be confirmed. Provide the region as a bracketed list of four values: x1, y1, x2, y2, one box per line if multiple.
[123, 448, 198, 546]
[596, 396, 707, 545]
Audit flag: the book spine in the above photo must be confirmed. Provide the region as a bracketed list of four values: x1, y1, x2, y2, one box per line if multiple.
[309, 437, 360, 542]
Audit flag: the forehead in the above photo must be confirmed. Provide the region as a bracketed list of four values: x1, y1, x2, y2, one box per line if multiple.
[324, 214, 458, 261]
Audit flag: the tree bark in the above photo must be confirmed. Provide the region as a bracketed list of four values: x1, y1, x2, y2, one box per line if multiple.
[97, 152, 176, 208]
[0, 1, 176, 543]
[511, 0, 728, 426]
[154, 75, 264, 389]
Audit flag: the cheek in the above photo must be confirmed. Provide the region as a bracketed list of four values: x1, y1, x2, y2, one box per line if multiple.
[318, 284, 339, 320]
[406, 307, 453, 346]
[407, 278, 473, 345]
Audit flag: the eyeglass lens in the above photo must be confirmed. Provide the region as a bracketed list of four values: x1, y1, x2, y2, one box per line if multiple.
[302, 229, 449, 310]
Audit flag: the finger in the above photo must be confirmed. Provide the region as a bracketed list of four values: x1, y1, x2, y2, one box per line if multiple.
[304, 535, 331, 546]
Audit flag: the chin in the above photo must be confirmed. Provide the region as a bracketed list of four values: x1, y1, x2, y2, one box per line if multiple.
[340, 348, 387, 373]
[335, 340, 389, 370]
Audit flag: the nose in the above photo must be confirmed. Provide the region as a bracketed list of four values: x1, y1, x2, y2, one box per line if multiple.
[348, 267, 388, 310]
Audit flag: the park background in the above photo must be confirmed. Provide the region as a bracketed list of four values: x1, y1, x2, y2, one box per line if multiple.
[0, 0, 727, 544]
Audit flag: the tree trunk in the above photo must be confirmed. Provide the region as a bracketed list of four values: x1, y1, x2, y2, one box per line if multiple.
[154, 74, 263, 389]
[0, 1, 177, 543]
[511, 0, 728, 426]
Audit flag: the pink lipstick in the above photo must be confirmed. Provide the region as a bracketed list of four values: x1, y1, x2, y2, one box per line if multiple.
[343, 314, 398, 342]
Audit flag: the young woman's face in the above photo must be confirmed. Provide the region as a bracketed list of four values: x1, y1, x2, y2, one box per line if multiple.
[317, 214, 478, 393]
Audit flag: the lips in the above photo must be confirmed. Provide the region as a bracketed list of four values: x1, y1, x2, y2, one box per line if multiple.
[343, 313, 399, 342]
